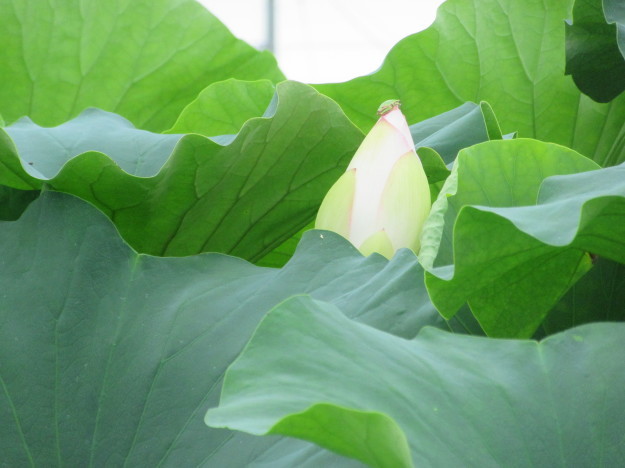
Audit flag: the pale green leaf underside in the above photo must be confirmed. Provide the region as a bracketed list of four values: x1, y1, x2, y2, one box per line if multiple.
[420, 139, 600, 270]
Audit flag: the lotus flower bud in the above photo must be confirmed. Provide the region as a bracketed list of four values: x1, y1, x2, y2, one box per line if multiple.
[315, 100, 431, 259]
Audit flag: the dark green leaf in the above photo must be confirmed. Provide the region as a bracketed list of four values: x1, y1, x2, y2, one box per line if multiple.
[536, 256, 625, 338]
[0, 185, 39, 220]
[256, 220, 314, 268]
[565, 0, 625, 102]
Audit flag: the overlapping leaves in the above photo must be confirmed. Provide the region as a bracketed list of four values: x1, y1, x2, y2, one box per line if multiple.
[0, 91, 503, 265]
[2, 0, 624, 467]
[0, 81, 363, 261]
[421, 139, 625, 337]
[206, 295, 625, 468]
[0, 191, 447, 466]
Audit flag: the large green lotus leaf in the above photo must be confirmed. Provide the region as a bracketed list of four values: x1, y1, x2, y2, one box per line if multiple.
[206, 295, 625, 468]
[424, 159, 625, 338]
[0, 190, 455, 466]
[315, 0, 625, 167]
[256, 101, 506, 268]
[0, 0, 284, 131]
[0, 81, 363, 261]
[168, 79, 276, 136]
[565, 0, 625, 102]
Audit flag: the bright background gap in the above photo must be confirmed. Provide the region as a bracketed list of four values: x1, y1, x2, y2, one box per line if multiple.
[198, 0, 445, 83]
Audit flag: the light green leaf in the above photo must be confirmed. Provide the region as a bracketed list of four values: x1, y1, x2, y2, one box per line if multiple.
[315, 0, 625, 167]
[420, 139, 600, 269]
[0, 0, 284, 131]
[167, 79, 276, 136]
[206, 295, 625, 468]
[424, 149, 625, 337]
[480, 102, 504, 140]
[1, 81, 363, 261]
[0, 191, 454, 466]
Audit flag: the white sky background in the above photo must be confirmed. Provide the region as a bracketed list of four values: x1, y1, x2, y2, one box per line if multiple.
[198, 0, 445, 83]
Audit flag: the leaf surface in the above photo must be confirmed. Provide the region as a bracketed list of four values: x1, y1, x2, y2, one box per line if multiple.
[168, 79, 276, 136]
[0, 191, 450, 466]
[206, 295, 625, 468]
[421, 141, 625, 337]
[0, 0, 284, 131]
[1, 82, 363, 261]
[536, 256, 625, 338]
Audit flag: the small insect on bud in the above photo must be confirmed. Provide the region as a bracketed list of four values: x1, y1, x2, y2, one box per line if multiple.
[377, 99, 401, 116]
